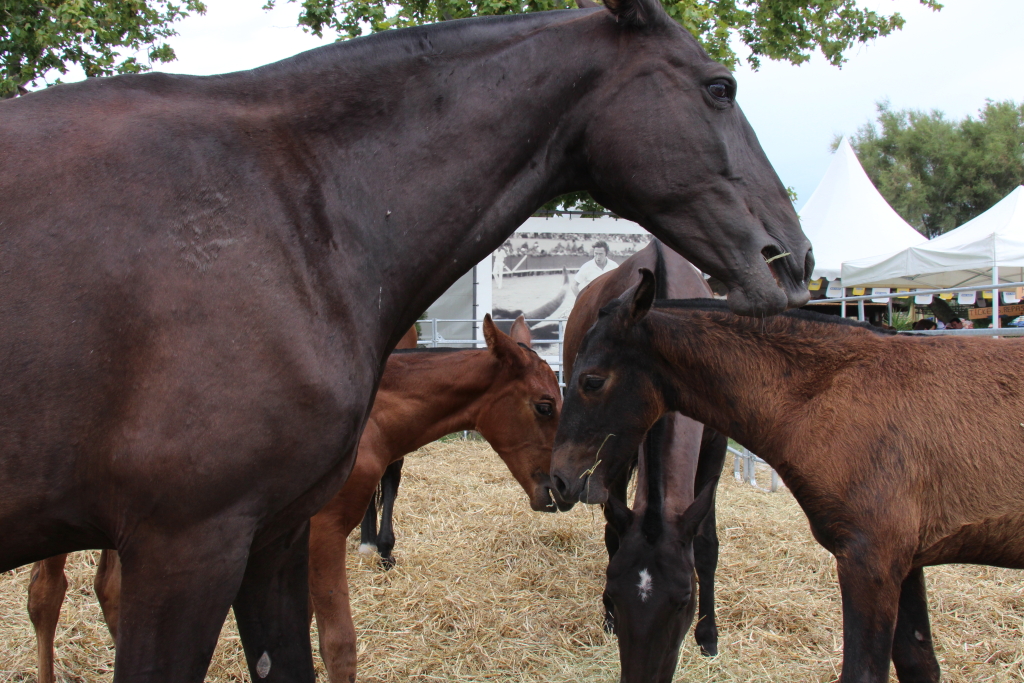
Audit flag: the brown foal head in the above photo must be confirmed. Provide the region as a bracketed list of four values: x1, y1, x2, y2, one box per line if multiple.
[477, 315, 570, 512]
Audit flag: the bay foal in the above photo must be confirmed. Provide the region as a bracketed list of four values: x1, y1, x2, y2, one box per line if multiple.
[28, 316, 561, 683]
[552, 269, 1024, 683]
[562, 240, 726, 673]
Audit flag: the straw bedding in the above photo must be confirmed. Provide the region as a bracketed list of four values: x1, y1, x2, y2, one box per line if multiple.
[1, 441, 1022, 682]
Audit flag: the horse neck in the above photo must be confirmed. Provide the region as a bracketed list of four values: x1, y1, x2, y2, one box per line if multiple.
[632, 413, 703, 519]
[649, 311, 862, 460]
[247, 11, 611, 348]
[369, 350, 503, 458]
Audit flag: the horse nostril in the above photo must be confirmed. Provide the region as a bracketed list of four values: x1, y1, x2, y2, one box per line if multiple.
[551, 473, 569, 498]
[803, 248, 815, 284]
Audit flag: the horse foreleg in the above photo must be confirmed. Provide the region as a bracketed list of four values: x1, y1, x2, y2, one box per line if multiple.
[891, 567, 941, 683]
[27, 554, 69, 683]
[95, 549, 123, 643]
[113, 524, 251, 683]
[309, 511, 357, 683]
[357, 489, 379, 556]
[601, 469, 631, 634]
[692, 428, 726, 657]
[835, 545, 908, 683]
[232, 521, 316, 683]
[375, 458, 404, 570]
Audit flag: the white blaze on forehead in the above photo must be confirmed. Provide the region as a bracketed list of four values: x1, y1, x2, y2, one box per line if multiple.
[637, 568, 653, 602]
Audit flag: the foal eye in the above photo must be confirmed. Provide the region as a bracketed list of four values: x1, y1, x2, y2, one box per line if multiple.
[535, 402, 554, 417]
[583, 375, 605, 391]
[707, 81, 731, 102]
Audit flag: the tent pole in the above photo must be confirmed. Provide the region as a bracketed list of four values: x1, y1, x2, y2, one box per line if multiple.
[993, 264, 1000, 331]
[858, 299, 865, 321]
[841, 300, 846, 318]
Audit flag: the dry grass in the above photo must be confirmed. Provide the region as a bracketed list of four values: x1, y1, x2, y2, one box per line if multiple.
[1, 441, 1022, 682]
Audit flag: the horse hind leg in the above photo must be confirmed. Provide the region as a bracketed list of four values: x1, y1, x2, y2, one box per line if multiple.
[27, 554, 69, 683]
[94, 549, 123, 643]
[693, 428, 727, 657]
[375, 458, 404, 570]
[358, 488, 379, 556]
[891, 567, 941, 683]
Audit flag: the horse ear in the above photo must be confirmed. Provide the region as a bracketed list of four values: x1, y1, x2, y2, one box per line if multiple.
[603, 495, 634, 537]
[626, 268, 656, 323]
[483, 314, 526, 367]
[603, 0, 665, 28]
[508, 315, 532, 348]
[676, 476, 718, 540]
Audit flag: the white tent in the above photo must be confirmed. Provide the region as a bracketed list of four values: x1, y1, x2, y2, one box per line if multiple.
[798, 138, 926, 281]
[842, 185, 1024, 288]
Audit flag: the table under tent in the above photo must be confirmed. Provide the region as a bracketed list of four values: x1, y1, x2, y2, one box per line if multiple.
[842, 185, 1024, 328]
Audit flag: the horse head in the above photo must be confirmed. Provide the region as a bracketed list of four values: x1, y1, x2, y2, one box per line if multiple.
[550, 268, 666, 503]
[476, 315, 572, 512]
[602, 476, 717, 683]
[574, 0, 812, 316]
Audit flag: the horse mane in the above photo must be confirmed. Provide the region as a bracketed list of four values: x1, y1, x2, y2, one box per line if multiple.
[599, 297, 899, 337]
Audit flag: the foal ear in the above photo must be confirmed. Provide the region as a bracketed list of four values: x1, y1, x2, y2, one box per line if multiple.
[676, 476, 718, 541]
[508, 315, 533, 348]
[483, 314, 527, 367]
[621, 267, 656, 324]
[603, 0, 666, 28]
[603, 495, 634, 536]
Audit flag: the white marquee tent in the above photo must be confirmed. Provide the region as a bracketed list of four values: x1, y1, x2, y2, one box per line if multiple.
[798, 138, 926, 281]
[842, 185, 1024, 288]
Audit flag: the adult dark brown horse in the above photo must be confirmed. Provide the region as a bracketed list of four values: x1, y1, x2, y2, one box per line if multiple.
[561, 240, 727, 680]
[552, 270, 1024, 683]
[26, 316, 562, 683]
[0, 0, 810, 677]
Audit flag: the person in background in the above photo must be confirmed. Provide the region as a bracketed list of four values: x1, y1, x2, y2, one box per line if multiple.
[912, 319, 938, 331]
[946, 317, 964, 330]
[572, 240, 618, 296]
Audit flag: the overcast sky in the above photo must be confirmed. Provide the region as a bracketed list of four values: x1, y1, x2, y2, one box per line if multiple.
[52, 0, 1024, 211]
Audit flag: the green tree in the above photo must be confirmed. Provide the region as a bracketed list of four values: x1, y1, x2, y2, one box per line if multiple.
[1, 0, 205, 97]
[846, 100, 1024, 237]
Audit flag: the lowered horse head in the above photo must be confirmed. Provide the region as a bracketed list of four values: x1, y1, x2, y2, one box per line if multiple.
[566, 0, 812, 315]
[551, 268, 674, 504]
[478, 315, 571, 512]
[603, 466, 717, 683]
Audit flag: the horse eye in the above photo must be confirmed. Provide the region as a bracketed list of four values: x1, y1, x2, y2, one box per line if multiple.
[535, 402, 553, 417]
[707, 81, 730, 102]
[583, 375, 605, 391]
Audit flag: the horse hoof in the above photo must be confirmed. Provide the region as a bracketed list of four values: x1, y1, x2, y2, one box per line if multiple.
[379, 555, 396, 571]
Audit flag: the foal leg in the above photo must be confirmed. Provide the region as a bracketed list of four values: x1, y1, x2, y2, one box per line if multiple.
[95, 549, 123, 642]
[375, 458, 404, 570]
[891, 567, 941, 683]
[113, 526, 252, 683]
[835, 547, 908, 683]
[27, 554, 68, 683]
[309, 508, 358, 683]
[358, 488, 379, 555]
[601, 470, 631, 634]
[692, 428, 727, 657]
[233, 521, 316, 683]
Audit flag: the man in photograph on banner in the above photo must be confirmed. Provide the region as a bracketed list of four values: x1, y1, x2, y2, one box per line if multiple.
[572, 240, 619, 295]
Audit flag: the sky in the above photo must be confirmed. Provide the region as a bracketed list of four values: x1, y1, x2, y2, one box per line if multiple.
[46, 0, 1024, 212]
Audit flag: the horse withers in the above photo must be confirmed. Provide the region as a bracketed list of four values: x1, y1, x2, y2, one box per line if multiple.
[1, 0, 809, 675]
[562, 240, 726, 674]
[552, 269, 1024, 683]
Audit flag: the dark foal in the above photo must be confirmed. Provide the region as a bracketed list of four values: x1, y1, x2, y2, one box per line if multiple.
[562, 240, 726, 669]
[552, 269, 1024, 683]
[28, 316, 563, 683]
[2, 0, 809, 675]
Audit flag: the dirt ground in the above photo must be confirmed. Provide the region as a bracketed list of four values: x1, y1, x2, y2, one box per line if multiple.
[1, 441, 1022, 682]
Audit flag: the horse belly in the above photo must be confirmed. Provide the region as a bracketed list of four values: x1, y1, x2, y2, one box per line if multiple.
[919, 512, 1024, 570]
